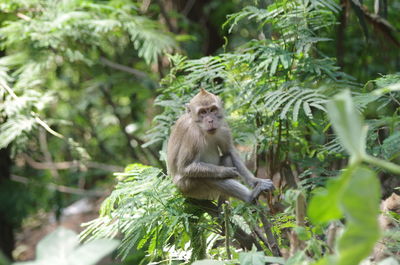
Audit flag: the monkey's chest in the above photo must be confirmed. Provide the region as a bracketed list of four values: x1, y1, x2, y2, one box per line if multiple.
[199, 144, 221, 165]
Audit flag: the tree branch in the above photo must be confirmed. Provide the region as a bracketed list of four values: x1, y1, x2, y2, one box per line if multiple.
[11, 175, 106, 197]
[100, 57, 150, 79]
[20, 154, 124, 172]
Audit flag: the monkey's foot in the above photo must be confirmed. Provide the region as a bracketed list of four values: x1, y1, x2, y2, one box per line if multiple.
[256, 179, 274, 191]
[249, 179, 274, 203]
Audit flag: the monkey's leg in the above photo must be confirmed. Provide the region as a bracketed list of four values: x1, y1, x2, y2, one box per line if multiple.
[220, 155, 234, 167]
[219, 155, 271, 203]
[218, 156, 236, 204]
[206, 178, 254, 203]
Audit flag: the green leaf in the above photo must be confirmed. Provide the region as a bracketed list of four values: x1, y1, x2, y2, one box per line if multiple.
[264, 256, 285, 264]
[69, 239, 119, 265]
[269, 56, 279, 76]
[192, 260, 225, 265]
[13, 228, 119, 265]
[337, 166, 380, 265]
[326, 90, 367, 162]
[239, 251, 266, 265]
[36, 228, 78, 260]
[0, 116, 36, 148]
[293, 226, 311, 241]
[307, 170, 348, 224]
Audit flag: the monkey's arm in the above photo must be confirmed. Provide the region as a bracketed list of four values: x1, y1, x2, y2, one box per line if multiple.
[228, 148, 258, 186]
[182, 162, 239, 179]
[228, 147, 274, 191]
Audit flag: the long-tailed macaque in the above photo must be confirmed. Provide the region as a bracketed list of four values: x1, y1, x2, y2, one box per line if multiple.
[167, 88, 274, 203]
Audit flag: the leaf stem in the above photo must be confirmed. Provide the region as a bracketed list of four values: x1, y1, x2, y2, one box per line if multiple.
[364, 155, 400, 175]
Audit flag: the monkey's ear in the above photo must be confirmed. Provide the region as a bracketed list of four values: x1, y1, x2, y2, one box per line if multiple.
[185, 103, 191, 113]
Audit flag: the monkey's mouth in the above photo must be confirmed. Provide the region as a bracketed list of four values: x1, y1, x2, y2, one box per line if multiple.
[207, 128, 217, 134]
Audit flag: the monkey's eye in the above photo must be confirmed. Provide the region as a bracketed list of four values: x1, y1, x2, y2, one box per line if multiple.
[199, 109, 207, 115]
[210, 107, 218, 113]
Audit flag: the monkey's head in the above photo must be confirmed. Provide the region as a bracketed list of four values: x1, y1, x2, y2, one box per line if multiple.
[187, 88, 224, 135]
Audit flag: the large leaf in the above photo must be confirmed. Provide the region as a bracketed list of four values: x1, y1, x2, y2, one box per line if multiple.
[36, 228, 78, 260]
[13, 228, 119, 265]
[239, 250, 266, 265]
[337, 166, 380, 265]
[307, 167, 353, 224]
[326, 90, 367, 162]
[310, 166, 381, 265]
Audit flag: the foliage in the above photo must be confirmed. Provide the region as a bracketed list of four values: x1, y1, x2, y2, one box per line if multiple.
[0, 0, 176, 153]
[148, 0, 355, 176]
[80, 164, 195, 263]
[80, 0, 400, 264]
[308, 90, 400, 265]
[2, 0, 400, 264]
[13, 227, 118, 265]
[0, 0, 177, 236]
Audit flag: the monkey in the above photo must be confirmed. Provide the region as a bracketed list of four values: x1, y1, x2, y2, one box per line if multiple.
[167, 88, 274, 203]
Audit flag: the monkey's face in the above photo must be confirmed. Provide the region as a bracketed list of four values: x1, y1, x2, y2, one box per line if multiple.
[194, 104, 222, 135]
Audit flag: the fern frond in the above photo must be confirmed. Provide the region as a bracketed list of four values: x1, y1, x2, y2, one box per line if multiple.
[263, 86, 327, 121]
[0, 115, 36, 148]
[81, 164, 194, 261]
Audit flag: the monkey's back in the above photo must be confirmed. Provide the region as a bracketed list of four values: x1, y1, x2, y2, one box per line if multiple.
[167, 113, 202, 177]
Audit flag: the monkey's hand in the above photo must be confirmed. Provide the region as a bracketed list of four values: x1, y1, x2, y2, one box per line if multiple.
[251, 178, 274, 191]
[220, 167, 240, 178]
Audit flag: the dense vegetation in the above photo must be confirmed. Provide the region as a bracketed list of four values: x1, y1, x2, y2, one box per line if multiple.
[0, 0, 399, 264]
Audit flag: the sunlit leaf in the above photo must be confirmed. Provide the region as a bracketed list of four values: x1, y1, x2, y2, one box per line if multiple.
[326, 90, 367, 162]
[337, 166, 380, 265]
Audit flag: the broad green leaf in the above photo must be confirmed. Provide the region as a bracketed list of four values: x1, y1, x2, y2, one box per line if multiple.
[326, 90, 367, 162]
[285, 251, 307, 265]
[337, 166, 380, 265]
[69, 239, 119, 265]
[36, 228, 78, 260]
[13, 228, 119, 265]
[239, 250, 266, 265]
[307, 167, 353, 224]
[264, 256, 285, 264]
[293, 226, 311, 241]
[192, 260, 225, 265]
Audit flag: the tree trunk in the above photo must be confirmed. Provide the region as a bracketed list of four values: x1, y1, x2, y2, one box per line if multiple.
[0, 147, 14, 260]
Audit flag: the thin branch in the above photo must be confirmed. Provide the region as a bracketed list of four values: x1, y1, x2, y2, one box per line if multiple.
[20, 154, 124, 172]
[39, 128, 60, 179]
[256, 201, 281, 256]
[155, 0, 177, 33]
[16, 13, 32, 21]
[252, 224, 270, 248]
[0, 80, 19, 100]
[352, 0, 400, 47]
[100, 57, 151, 80]
[11, 174, 107, 197]
[182, 0, 195, 16]
[223, 202, 232, 259]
